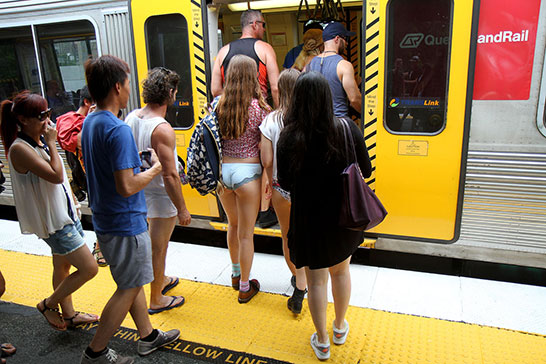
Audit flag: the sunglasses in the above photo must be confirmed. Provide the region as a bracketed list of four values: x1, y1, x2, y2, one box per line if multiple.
[37, 108, 52, 121]
[255, 20, 266, 28]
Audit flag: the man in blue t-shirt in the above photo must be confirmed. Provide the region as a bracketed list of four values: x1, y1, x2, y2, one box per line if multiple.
[80, 55, 180, 364]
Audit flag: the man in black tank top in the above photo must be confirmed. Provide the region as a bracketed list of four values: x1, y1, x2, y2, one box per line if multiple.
[212, 9, 280, 107]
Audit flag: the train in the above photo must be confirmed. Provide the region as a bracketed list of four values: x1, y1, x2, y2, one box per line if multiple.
[0, 0, 545, 269]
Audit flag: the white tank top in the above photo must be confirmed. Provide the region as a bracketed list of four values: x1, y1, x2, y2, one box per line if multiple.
[8, 138, 76, 239]
[125, 110, 178, 195]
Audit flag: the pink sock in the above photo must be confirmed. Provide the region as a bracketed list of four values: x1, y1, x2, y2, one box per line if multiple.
[239, 280, 250, 292]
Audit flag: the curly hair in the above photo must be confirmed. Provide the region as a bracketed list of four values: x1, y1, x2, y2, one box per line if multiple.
[142, 67, 180, 105]
[217, 55, 270, 139]
[293, 29, 323, 71]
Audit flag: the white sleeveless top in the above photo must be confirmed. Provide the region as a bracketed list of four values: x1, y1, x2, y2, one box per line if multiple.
[8, 138, 76, 239]
[125, 110, 178, 194]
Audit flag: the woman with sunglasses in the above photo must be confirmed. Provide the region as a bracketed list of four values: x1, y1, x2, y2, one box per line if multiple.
[0, 91, 99, 331]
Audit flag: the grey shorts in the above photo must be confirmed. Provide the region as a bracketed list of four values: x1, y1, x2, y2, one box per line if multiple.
[96, 231, 154, 290]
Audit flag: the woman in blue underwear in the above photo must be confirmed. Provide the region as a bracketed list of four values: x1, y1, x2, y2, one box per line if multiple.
[216, 55, 271, 303]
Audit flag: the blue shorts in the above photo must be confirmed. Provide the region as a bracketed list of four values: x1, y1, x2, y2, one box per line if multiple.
[222, 163, 262, 190]
[43, 220, 85, 256]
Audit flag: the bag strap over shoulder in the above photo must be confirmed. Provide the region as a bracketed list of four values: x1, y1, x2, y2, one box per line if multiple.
[339, 118, 357, 165]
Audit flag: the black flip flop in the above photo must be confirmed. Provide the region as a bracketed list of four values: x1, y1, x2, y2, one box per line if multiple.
[148, 296, 185, 315]
[161, 277, 179, 295]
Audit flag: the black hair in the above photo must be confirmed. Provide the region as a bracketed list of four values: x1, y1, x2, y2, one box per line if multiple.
[79, 85, 93, 107]
[84, 55, 130, 104]
[280, 71, 344, 171]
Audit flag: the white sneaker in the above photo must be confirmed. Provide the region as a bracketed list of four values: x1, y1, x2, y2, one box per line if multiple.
[80, 348, 134, 363]
[332, 319, 349, 345]
[310, 332, 330, 361]
[137, 329, 180, 356]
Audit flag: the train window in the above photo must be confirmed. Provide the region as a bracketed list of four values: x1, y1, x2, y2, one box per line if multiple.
[145, 14, 194, 129]
[384, 0, 452, 134]
[0, 26, 41, 100]
[35, 20, 98, 123]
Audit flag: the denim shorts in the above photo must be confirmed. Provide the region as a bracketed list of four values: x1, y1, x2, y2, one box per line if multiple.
[222, 163, 262, 190]
[97, 231, 154, 290]
[43, 220, 85, 256]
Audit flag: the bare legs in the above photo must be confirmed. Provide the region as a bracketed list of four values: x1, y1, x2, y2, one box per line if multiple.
[148, 216, 183, 310]
[39, 245, 98, 327]
[305, 256, 352, 344]
[89, 286, 152, 351]
[219, 179, 261, 283]
[271, 190, 307, 291]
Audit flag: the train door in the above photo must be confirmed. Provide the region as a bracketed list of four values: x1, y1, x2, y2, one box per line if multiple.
[364, 0, 478, 242]
[130, 0, 222, 219]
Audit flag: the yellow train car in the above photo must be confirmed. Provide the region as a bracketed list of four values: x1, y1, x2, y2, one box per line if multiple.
[0, 0, 545, 268]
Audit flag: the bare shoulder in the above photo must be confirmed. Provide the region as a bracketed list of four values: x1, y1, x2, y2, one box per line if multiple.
[255, 40, 276, 57]
[216, 44, 230, 63]
[152, 122, 175, 142]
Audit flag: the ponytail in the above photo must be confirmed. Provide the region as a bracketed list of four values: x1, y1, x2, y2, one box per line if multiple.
[0, 100, 19, 157]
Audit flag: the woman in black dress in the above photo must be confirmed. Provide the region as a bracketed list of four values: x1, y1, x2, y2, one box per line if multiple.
[277, 72, 371, 360]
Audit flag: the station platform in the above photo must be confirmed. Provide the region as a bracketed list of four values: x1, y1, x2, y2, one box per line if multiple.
[0, 218, 545, 363]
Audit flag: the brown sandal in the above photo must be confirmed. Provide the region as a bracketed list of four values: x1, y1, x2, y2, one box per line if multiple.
[64, 311, 99, 328]
[37, 299, 66, 331]
[1, 343, 16, 358]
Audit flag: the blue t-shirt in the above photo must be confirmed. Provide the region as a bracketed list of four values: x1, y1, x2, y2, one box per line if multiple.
[283, 44, 303, 69]
[81, 110, 147, 236]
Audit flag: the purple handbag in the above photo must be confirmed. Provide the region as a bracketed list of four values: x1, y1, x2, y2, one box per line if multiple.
[338, 118, 387, 231]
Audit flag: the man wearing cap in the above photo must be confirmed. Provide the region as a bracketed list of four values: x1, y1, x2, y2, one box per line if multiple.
[212, 9, 280, 107]
[306, 22, 361, 119]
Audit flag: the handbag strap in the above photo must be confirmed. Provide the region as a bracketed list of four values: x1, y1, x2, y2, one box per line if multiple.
[339, 118, 358, 165]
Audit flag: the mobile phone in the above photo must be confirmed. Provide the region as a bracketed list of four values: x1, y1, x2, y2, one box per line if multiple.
[140, 150, 152, 169]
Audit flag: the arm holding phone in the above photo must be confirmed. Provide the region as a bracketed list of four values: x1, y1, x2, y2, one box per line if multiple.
[113, 148, 162, 198]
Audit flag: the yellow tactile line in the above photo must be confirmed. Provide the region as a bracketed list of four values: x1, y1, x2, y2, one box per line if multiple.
[1, 249, 545, 364]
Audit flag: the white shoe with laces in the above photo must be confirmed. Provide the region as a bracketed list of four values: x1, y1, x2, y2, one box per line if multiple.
[332, 319, 349, 345]
[80, 348, 134, 363]
[310, 332, 330, 361]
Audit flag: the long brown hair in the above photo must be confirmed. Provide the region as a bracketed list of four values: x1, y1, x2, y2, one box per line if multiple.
[0, 91, 47, 156]
[217, 55, 270, 139]
[271, 68, 300, 128]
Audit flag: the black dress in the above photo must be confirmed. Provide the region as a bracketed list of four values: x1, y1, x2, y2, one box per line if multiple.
[277, 120, 372, 269]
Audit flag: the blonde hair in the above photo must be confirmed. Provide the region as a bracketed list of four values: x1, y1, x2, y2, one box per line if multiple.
[217, 55, 270, 139]
[292, 29, 323, 71]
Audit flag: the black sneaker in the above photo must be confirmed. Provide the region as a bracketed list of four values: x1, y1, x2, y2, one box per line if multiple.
[287, 287, 306, 314]
[256, 208, 278, 228]
[137, 329, 180, 356]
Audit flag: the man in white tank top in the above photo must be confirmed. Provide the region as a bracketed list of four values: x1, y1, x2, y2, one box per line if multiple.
[126, 67, 191, 315]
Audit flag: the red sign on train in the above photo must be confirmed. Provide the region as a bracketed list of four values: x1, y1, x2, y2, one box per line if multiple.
[473, 0, 541, 100]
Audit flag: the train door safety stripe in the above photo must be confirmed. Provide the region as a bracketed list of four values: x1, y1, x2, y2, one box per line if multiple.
[191, 0, 208, 118]
[345, 9, 362, 127]
[363, 0, 380, 190]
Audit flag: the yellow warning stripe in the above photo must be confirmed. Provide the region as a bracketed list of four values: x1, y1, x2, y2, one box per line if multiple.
[190, 0, 209, 118]
[363, 0, 380, 190]
[2, 249, 546, 364]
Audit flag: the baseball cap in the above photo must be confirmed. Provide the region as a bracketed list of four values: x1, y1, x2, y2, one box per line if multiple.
[322, 22, 355, 42]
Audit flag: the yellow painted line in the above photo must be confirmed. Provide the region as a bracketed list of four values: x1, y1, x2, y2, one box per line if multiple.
[210, 221, 282, 238]
[1, 249, 545, 363]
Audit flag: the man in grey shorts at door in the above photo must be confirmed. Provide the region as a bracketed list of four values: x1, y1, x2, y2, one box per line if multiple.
[80, 55, 180, 364]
